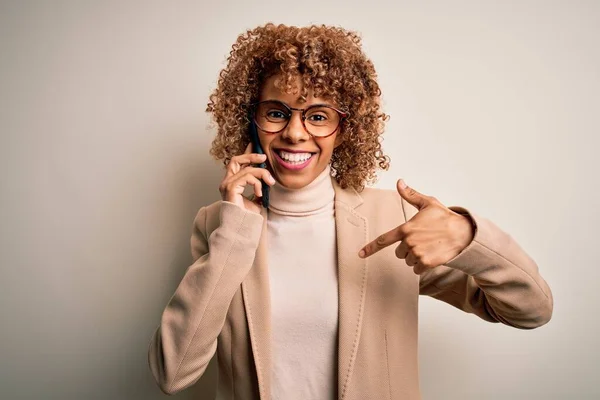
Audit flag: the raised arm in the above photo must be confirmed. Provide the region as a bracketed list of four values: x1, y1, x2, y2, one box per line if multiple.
[417, 202, 553, 329]
[358, 179, 553, 329]
[148, 202, 263, 394]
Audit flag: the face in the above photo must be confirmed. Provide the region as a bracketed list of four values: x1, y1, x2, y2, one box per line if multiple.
[256, 74, 344, 189]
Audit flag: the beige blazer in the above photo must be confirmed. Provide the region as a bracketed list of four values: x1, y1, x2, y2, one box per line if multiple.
[148, 177, 553, 399]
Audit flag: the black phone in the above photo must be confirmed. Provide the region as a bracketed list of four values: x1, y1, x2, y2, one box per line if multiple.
[249, 119, 269, 208]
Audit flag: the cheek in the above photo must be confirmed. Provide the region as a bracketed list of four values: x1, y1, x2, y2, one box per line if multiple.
[258, 134, 275, 152]
[319, 138, 338, 156]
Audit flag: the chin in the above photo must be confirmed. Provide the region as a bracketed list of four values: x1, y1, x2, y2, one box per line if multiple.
[276, 174, 313, 189]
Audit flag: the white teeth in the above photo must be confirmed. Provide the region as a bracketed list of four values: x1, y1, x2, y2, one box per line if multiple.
[278, 150, 312, 163]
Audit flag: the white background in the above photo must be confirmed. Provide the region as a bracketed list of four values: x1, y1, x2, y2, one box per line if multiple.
[1, 0, 598, 399]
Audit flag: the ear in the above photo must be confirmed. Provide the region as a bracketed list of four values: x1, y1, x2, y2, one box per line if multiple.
[333, 133, 345, 149]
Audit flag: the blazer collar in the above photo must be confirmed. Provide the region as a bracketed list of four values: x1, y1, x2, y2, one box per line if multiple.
[331, 176, 364, 210]
[241, 176, 369, 400]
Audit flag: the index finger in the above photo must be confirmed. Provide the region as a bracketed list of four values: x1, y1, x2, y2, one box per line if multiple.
[226, 143, 263, 178]
[359, 225, 405, 258]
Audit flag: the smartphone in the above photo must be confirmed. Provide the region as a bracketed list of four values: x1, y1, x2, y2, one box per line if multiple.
[249, 119, 269, 208]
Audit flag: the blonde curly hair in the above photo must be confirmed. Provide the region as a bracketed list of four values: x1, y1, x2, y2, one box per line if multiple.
[206, 23, 390, 191]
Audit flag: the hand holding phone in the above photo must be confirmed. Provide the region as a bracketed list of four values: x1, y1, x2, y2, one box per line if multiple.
[219, 141, 275, 214]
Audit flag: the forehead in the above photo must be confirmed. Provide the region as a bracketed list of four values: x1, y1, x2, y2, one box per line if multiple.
[259, 74, 334, 106]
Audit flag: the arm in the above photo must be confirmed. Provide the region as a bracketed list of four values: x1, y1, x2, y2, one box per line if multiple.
[402, 199, 554, 329]
[148, 201, 263, 394]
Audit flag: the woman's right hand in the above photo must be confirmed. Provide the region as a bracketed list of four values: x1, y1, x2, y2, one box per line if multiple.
[219, 142, 276, 214]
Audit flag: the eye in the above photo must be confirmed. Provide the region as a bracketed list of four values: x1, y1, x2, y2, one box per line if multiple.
[266, 109, 288, 120]
[306, 106, 335, 125]
[307, 113, 328, 122]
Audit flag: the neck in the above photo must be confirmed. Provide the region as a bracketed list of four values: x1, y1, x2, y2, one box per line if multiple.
[268, 164, 335, 216]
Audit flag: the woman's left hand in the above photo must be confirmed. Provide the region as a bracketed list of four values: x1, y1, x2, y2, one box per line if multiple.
[358, 179, 475, 275]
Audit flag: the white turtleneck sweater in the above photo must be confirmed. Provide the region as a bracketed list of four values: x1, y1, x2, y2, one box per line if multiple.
[267, 164, 339, 400]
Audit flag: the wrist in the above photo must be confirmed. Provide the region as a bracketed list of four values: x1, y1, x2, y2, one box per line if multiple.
[449, 207, 476, 248]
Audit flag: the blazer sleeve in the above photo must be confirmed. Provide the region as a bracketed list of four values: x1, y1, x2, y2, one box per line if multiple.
[400, 198, 554, 329]
[148, 201, 264, 394]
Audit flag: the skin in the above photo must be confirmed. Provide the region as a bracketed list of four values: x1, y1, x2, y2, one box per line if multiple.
[359, 179, 476, 275]
[257, 74, 345, 190]
[219, 142, 275, 214]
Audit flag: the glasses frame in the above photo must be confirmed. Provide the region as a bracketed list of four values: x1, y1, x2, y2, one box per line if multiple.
[249, 100, 349, 139]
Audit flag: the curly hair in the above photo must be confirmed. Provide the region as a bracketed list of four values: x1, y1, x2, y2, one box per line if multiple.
[206, 23, 390, 191]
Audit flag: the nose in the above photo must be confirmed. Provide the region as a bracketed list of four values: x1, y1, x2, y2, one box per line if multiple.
[281, 111, 310, 143]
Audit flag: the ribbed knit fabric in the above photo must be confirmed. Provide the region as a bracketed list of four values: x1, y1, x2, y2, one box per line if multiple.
[267, 164, 339, 400]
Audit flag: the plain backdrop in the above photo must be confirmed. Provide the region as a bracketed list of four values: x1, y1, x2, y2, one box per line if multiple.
[1, 1, 598, 399]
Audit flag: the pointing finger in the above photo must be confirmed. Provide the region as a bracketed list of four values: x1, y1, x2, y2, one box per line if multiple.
[359, 225, 406, 258]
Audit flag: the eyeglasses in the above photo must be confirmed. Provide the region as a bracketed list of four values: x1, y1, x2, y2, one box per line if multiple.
[250, 100, 349, 138]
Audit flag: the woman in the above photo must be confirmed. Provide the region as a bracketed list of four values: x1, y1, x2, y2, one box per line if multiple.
[148, 23, 553, 400]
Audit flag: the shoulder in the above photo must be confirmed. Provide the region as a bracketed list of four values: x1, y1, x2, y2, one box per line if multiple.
[192, 199, 264, 238]
[203, 199, 223, 218]
[358, 186, 402, 213]
[359, 186, 398, 204]
[356, 186, 416, 224]
[191, 199, 224, 237]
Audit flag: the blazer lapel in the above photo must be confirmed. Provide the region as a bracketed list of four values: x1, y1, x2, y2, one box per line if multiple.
[241, 205, 272, 400]
[332, 178, 369, 400]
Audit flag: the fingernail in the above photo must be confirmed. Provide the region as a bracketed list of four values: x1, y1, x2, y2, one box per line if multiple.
[399, 179, 407, 189]
[359, 249, 366, 258]
[268, 175, 276, 183]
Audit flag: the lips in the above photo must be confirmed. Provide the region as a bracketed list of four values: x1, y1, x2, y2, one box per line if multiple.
[273, 150, 315, 171]
[274, 148, 317, 155]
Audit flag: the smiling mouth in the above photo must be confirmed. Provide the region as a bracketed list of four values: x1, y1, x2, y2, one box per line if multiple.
[274, 149, 316, 161]
[273, 149, 316, 170]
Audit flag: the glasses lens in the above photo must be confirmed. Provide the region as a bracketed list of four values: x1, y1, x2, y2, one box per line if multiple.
[254, 101, 290, 132]
[304, 105, 341, 137]
[254, 101, 343, 137]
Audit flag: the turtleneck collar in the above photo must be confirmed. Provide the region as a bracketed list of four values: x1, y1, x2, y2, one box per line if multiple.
[268, 164, 335, 217]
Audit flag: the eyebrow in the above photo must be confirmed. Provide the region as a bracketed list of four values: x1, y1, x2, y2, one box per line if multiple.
[262, 99, 336, 108]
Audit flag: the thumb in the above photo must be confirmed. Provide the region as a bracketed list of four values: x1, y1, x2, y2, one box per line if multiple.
[397, 179, 430, 210]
